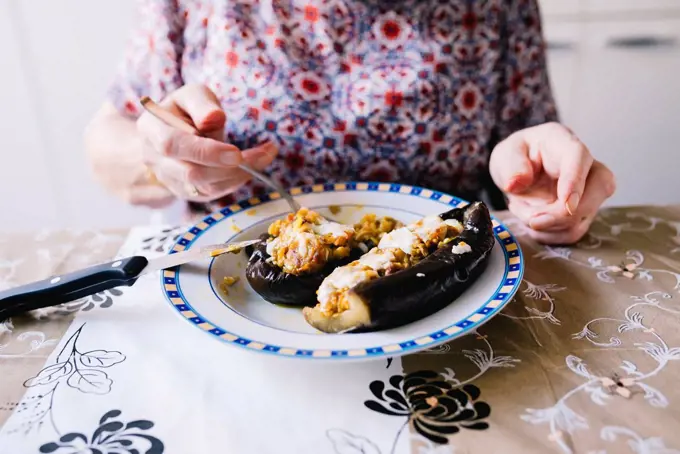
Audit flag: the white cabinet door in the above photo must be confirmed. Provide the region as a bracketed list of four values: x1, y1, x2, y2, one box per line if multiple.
[0, 0, 58, 229]
[583, 0, 680, 15]
[543, 22, 584, 126]
[14, 0, 153, 229]
[537, 0, 581, 18]
[569, 19, 680, 207]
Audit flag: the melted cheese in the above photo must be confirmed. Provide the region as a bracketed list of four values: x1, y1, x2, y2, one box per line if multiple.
[357, 248, 398, 270]
[451, 241, 472, 254]
[378, 227, 416, 255]
[312, 220, 354, 239]
[317, 265, 375, 310]
[377, 215, 461, 254]
[265, 237, 278, 256]
[295, 232, 317, 257]
[444, 219, 464, 231]
[317, 248, 397, 309]
[317, 212, 467, 311]
[412, 215, 447, 243]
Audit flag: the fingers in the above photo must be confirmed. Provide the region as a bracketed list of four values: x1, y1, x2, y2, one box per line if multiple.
[143, 141, 280, 201]
[520, 224, 591, 245]
[241, 141, 279, 171]
[489, 134, 536, 194]
[164, 84, 227, 139]
[138, 116, 242, 167]
[513, 161, 616, 244]
[150, 159, 245, 202]
[555, 140, 593, 215]
[529, 122, 593, 214]
[500, 122, 594, 214]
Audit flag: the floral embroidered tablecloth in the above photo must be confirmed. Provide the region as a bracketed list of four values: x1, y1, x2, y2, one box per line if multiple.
[1, 206, 680, 454]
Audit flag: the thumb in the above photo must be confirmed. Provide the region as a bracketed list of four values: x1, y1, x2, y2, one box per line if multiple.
[170, 84, 226, 140]
[242, 141, 279, 171]
[555, 142, 593, 215]
[489, 135, 535, 194]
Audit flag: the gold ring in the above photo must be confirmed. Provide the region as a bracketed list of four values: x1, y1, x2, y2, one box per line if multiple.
[145, 166, 161, 186]
[185, 183, 200, 198]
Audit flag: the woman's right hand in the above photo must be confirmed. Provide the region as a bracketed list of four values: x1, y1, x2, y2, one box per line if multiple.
[136, 84, 278, 203]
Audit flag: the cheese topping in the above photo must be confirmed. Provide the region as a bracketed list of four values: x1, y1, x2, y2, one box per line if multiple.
[378, 227, 417, 255]
[316, 248, 401, 314]
[317, 265, 376, 312]
[315, 212, 467, 316]
[444, 219, 464, 231]
[265, 208, 403, 275]
[265, 237, 278, 257]
[451, 241, 472, 254]
[312, 220, 354, 239]
[265, 208, 353, 275]
[377, 215, 463, 257]
[358, 248, 399, 270]
[412, 215, 448, 244]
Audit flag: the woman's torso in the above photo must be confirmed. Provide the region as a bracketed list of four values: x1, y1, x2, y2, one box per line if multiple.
[113, 0, 556, 213]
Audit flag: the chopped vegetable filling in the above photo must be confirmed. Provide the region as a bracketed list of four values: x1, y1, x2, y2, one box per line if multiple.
[314, 214, 464, 317]
[264, 208, 402, 276]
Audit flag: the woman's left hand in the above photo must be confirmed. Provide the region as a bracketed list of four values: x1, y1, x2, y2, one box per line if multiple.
[489, 122, 616, 245]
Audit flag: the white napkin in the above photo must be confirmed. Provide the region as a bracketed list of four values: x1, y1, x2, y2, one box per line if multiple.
[0, 227, 410, 454]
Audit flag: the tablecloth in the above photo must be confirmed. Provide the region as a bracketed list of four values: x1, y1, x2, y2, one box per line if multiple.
[1, 206, 680, 454]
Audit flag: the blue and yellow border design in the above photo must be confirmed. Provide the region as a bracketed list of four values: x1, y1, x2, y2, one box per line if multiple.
[161, 182, 524, 360]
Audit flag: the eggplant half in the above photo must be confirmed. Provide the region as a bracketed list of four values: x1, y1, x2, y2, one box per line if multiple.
[244, 210, 401, 307]
[245, 233, 364, 306]
[302, 201, 496, 333]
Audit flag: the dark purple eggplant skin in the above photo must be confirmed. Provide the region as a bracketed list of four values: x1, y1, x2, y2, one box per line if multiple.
[348, 201, 496, 333]
[244, 233, 369, 307]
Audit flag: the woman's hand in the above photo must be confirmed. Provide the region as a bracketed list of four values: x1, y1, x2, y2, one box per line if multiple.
[137, 84, 278, 202]
[490, 122, 616, 244]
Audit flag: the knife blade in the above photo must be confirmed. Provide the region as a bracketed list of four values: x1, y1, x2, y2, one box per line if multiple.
[142, 239, 261, 274]
[0, 238, 261, 321]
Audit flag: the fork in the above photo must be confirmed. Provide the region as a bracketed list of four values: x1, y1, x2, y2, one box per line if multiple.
[139, 96, 302, 214]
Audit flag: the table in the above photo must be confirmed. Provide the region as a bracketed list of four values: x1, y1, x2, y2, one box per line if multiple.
[1, 206, 680, 453]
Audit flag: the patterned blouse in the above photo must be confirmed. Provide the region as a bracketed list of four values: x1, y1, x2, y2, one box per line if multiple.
[108, 0, 557, 215]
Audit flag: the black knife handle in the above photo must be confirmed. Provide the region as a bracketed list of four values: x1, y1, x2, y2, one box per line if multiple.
[0, 256, 148, 320]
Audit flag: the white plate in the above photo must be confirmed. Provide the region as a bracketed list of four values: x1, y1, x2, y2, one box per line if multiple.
[162, 182, 523, 361]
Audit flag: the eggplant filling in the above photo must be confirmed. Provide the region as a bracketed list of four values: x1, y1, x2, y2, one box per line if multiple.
[306, 214, 465, 322]
[244, 207, 403, 307]
[302, 201, 495, 334]
[265, 208, 355, 275]
[353, 214, 403, 247]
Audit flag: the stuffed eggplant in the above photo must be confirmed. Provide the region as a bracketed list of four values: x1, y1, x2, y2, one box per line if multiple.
[245, 208, 402, 306]
[302, 201, 495, 333]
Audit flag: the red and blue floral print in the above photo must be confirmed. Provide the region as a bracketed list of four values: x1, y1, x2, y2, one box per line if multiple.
[108, 0, 557, 210]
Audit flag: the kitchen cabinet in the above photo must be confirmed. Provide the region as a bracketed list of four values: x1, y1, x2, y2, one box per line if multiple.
[552, 17, 680, 206]
[539, 0, 680, 17]
[543, 21, 584, 126]
[583, 0, 680, 15]
[539, 0, 680, 207]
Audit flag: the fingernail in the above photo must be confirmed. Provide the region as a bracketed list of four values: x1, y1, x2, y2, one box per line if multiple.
[566, 192, 580, 216]
[251, 149, 275, 169]
[252, 154, 272, 169]
[220, 152, 241, 165]
[530, 214, 556, 230]
[506, 175, 528, 193]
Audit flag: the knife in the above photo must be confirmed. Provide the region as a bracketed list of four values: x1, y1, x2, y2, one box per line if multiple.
[0, 238, 261, 320]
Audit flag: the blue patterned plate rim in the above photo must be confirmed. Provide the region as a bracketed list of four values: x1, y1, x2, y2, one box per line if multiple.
[161, 181, 524, 360]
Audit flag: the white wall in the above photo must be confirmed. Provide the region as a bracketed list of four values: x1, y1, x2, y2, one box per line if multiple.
[0, 0, 679, 231]
[0, 0, 150, 231]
